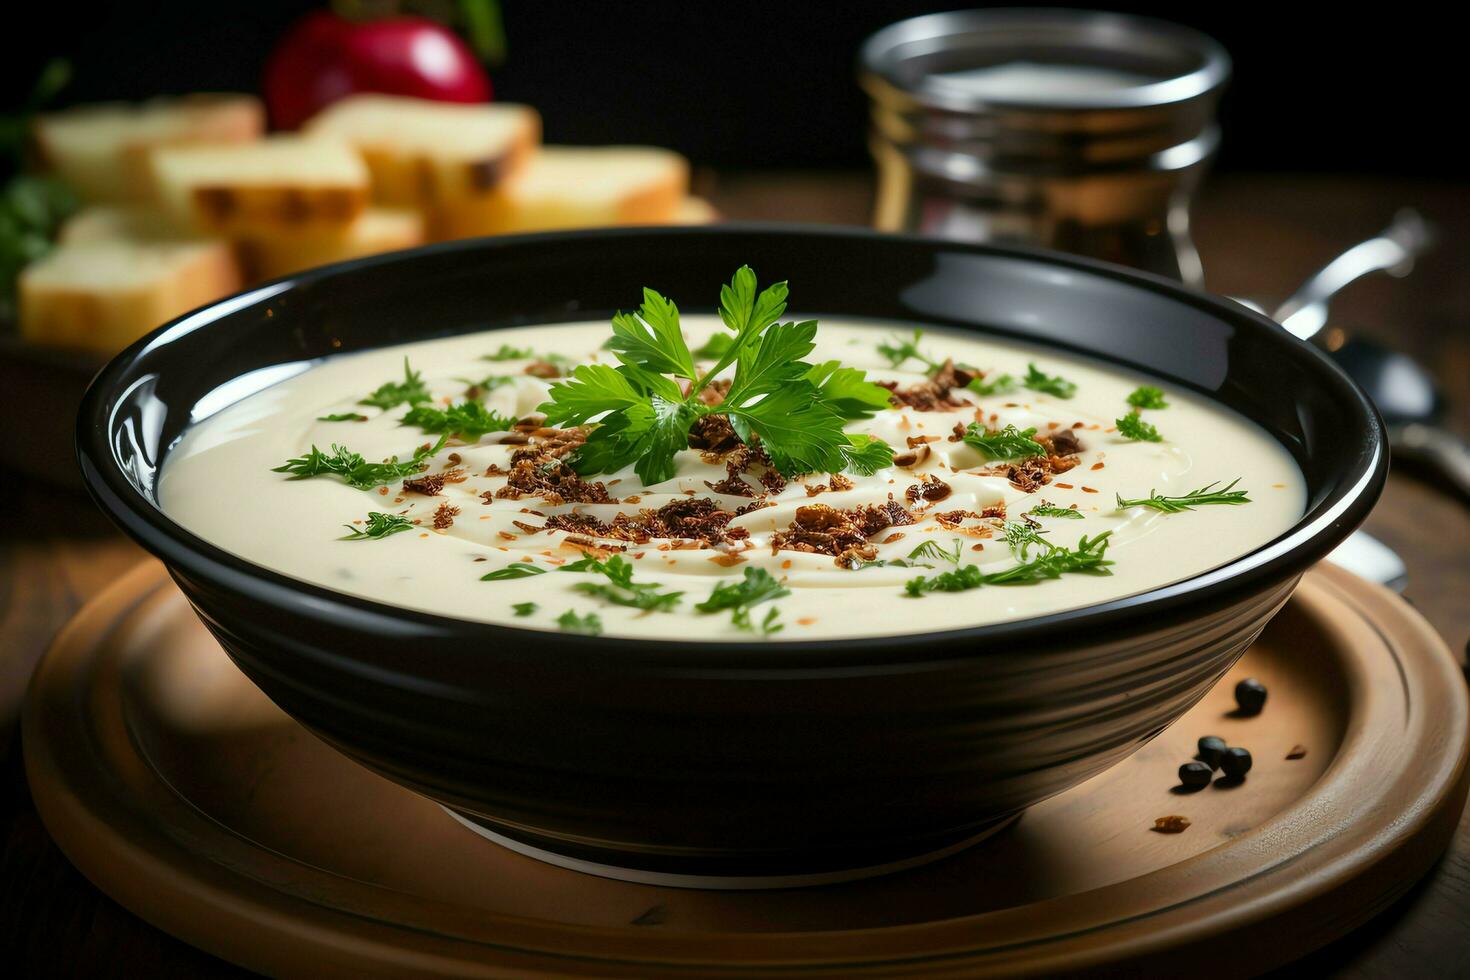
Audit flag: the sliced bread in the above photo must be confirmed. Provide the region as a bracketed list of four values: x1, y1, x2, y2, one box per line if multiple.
[237, 207, 427, 281]
[434, 145, 688, 239]
[19, 239, 243, 353]
[304, 95, 540, 210]
[149, 136, 370, 237]
[32, 95, 264, 204]
[59, 204, 194, 244]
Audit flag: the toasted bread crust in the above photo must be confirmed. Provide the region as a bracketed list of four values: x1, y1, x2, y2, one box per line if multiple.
[189, 185, 368, 235]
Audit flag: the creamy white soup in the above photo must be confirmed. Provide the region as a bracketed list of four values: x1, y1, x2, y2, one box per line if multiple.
[161, 280, 1305, 642]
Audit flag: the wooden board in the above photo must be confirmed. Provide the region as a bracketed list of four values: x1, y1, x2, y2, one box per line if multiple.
[21, 561, 1469, 978]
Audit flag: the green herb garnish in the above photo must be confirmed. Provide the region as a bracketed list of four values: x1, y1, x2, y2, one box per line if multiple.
[1029, 503, 1083, 520]
[1126, 385, 1169, 409]
[904, 532, 1113, 596]
[1115, 479, 1251, 513]
[1115, 413, 1163, 442]
[967, 373, 1017, 397]
[456, 374, 517, 394]
[696, 567, 791, 613]
[558, 553, 683, 611]
[340, 512, 415, 539]
[692, 333, 734, 359]
[481, 562, 547, 580]
[1022, 363, 1077, 399]
[359, 358, 431, 410]
[483, 343, 535, 361]
[272, 436, 447, 490]
[401, 401, 517, 439]
[512, 602, 538, 616]
[317, 412, 368, 422]
[697, 567, 791, 634]
[962, 423, 1043, 461]
[907, 538, 964, 566]
[556, 609, 603, 635]
[1000, 520, 1051, 559]
[540, 266, 894, 483]
[733, 605, 784, 635]
[877, 328, 944, 372]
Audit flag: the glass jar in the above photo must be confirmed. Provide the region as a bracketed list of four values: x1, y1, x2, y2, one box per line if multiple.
[860, 9, 1230, 287]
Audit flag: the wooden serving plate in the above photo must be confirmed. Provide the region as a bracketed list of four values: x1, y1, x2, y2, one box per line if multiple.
[22, 561, 1469, 978]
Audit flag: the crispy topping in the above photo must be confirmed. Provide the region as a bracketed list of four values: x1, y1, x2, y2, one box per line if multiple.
[523, 360, 562, 379]
[803, 473, 855, 496]
[432, 502, 459, 529]
[403, 473, 445, 495]
[544, 497, 749, 546]
[881, 358, 978, 412]
[491, 426, 614, 505]
[771, 500, 915, 567]
[905, 475, 952, 505]
[892, 444, 932, 468]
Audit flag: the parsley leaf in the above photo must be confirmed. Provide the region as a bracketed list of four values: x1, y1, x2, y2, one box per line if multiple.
[558, 553, 683, 611]
[1116, 413, 1163, 442]
[877, 328, 943, 371]
[839, 434, 895, 475]
[904, 532, 1113, 596]
[456, 374, 517, 395]
[1115, 479, 1251, 513]
[1029, 502, 1083, 520]
[696, 567, 791, 613]
[341, 512, 415, 539]
[556, 609, 603, 635]
[962, 423, 1044, 461]
[1126, 385, 1169, 409]
[1022, 363, 1077, 399]
[401, 401, 517, 439]
[733, 605, 784, 635]
[512, 602, 538, 616]
[483, 342, 535, 361]
[907, 539, 964, 565]
[317, 412, 368, 422]
[272, 436, 447, 490]
[540, 266, 893, 481]
[481, 562, 547, 580]
[967, 372, 1017, 397]
[692, 333, 734, 359]
[359, 358, 431, 410]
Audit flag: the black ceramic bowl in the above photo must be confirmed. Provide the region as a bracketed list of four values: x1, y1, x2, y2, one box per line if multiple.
[78, 226, 1385, 884]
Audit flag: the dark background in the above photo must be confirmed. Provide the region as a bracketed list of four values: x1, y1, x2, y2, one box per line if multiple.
[1, 2, 1459, 176]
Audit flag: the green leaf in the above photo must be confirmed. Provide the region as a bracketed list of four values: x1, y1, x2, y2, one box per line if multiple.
[696, 567, 791, 612]
[692, 332, 734, 359]
[904, 532, 1114, 596]
[1115, 479, 1251, 513]
[805, 361, 893, 419]
[1029, 503, 1084, 520]
[733, 605, 784, 635]
[608, 286, 697, 380]
[632, 396, 700, 486]
[556, 609, 604, 635]
[967, 373, 1017, 397]
[908, 539, 963, 565]
[483, 342, 536, 361]
[839, 434, 895, 475]
[539, 364, 649, 427]
[962, 423, 1044, 461]
[341, 512, 415, 539]
[359, 358, 431, 410]
[272, 436, 448, 490]
[1022, 363, 1077, 399]
[1115, 413, 1163, 442]
[481, 562, 547, 580]
[723, 320, 818, 405]
[317, 412, 368, 422]
[1126, 385, 1169, 409]
[512, 602, 538, 616]
[401, 401, 517, 439]
[726, 382, 848, 475]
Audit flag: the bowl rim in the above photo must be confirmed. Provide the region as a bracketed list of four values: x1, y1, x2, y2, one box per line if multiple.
[76, 223, 1387, 667]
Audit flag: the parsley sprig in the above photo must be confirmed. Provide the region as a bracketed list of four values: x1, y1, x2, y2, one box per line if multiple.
[1115, 479, 1251, 513]
[272, 436, 447, 490]
[1029, 502, 1083, 520]
[401, 401, 517, 439]
[904, 531, 1113, 596]
[359, 358, 431, 410]
[877, 328, 944, 372]
[1022, 363, 1077, 399]
[556, 609, 603, 635]
[540, 266, 894, 484]
[968, 373, 1017, 397]
[481, 562, 546, 580]
[696, 567, 790, 634]
[341, 512, 415, 539]
[1115, 413, 1163, 442]
[559, 553, 683, 611]
[963, 423, 1044, 461]
[1127, 385, 1169, 409]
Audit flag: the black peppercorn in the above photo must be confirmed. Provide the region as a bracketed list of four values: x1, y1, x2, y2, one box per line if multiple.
[1178, 760, 1213, 788]
[1234, 678, 1268, 715]
[1220, 746, 1253, 778]
[1197, 735, 1228, 768]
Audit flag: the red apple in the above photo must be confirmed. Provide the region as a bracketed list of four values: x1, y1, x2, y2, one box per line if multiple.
[264, 11, 492, 129]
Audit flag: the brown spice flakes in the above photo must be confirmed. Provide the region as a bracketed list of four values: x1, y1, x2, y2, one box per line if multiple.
[1286, 745, 1309, 760]
[1091, 461, 1105, 470]
[803, 472, 856, 497]
[493, 427, 613, 505]
[542, 497, 749, 546]
[688, 413, 741, 454]
[511, 520, 544, 534]
[707, 552, 748, 567]
[377, 486, 389, 496]
[1152, 815, 1191, 834]
[881, 359, 977, 411]
[892, 444, 932, 468]
[770, 500, 915, 567]
[432, 502, 459, 529]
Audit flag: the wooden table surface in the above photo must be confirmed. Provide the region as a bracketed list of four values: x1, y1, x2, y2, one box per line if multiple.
[1, 172, 1466, 976]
